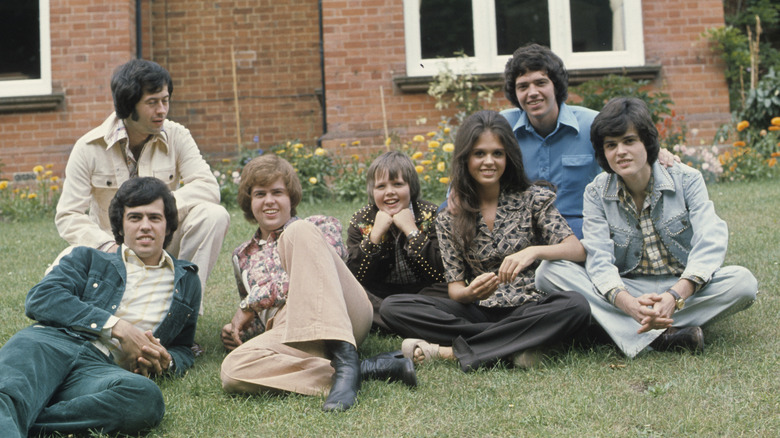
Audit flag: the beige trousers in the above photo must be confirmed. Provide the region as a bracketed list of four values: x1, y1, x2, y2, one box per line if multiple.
[220, 220, 372, 396]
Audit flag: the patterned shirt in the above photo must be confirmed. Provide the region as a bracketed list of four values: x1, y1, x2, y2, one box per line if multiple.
[231, 215, 345, 334]
[437, 185, 573, 308]
[605, 178, 703, 303]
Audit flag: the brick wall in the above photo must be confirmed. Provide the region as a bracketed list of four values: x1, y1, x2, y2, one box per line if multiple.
[642, 0, 732, 144]
[147, 0, 323, 161]
[0, 0, 134, 179]
[0, 0, 733, 182]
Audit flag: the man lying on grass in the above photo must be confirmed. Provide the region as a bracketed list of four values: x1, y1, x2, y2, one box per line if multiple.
[537, 97, 757, 358]
[0, 177, 200, 437]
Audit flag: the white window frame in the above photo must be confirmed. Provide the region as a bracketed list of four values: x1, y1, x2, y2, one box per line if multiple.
[403, 0, 645, 77]
[0, 0, 52, 97]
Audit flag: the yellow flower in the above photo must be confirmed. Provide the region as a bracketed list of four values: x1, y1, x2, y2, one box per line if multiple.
[424, 175, 430, 181]
[351, 140, 361, 146]
[293, 143, 304, 149]
[222, 158, 231, 163]
[275, 150, 286, 155]
[442, 143, 454, 153]
[437, 162, 446, 172]
[28, 193, 38, 199]
[351, 154, 360, 160]
[428, 141, 440, 149]
[50, 176, 60, 182]
[772, 117, 780, 126]
[415, 165, 424, 174]
[733, 141, 746, 147]
[385, 137, 392, 146]
[33, 165, 44, 173]
[411, 151, 424, 160]
[426, 131, 436, 137]
[0, 181, 8, 190]
[736, 120, 749, 132]
[439, 176, 450, 184]
[444, 127, 451, 134]
[45, 170, 53, 176]
[421, 160, 431, 165]
[413, 135, 425, 142]
[51, 185, 59, 191]
[20, 193, 27, 199]
[314, 147, 326, 156]
[309, 177, 318, 184]
[45, 164, 54, 169]
[304, 154, 312, 159]
[340, 143, 347, 147]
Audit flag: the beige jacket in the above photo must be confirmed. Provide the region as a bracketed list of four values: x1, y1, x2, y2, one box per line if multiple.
[56, 113, 220, 249]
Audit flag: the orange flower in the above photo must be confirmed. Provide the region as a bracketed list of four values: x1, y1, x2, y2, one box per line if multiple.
[733, 141, 746, 147]
[771, 152, 780, 158]
[736, 120, 749, 132]
[769, 126, 780, 131]
[772, 117, 780, 126]
[768, 158, 777, 167]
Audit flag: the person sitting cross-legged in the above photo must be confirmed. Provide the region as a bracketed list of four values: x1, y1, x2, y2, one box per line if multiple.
[536, 97, 757, 357]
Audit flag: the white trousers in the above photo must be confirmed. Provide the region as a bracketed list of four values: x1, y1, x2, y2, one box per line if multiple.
[535, 260, 757, 358]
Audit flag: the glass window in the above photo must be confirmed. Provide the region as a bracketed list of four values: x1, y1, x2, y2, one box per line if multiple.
[0, 0, 52, 97]
[403, 0, 644, 76]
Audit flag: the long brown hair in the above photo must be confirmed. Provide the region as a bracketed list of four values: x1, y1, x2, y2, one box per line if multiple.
[449, 110, 531, 252]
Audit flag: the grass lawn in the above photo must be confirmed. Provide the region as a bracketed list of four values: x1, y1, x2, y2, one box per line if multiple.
[0, 179, 778, 437]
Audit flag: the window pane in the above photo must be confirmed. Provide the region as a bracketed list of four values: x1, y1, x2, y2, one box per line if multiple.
[420, 0, 474, 58]
[570, 0, 624, 52]
[495, 0, 550, 55]
[0, 0, 41, 81]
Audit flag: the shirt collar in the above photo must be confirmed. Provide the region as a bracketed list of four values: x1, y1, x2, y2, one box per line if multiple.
[92, 113, 170, 153]
[517, 102, 580, 136]
[121, 244, 174, 270]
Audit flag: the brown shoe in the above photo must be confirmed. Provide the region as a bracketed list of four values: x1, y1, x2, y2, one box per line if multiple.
[650, 327, 704, 353]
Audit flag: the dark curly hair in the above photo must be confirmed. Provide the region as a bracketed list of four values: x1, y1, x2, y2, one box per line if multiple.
[111, 59, 173, 119]
[590, 97, 660, 173]
[503, 44, 568, 110]
[109, 177, 179, 248]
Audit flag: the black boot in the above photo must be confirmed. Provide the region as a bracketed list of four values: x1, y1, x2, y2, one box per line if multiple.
[322, 340, 361, 412]
[361, 352, 417, 387]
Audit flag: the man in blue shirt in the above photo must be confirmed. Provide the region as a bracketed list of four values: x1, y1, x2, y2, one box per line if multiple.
[500, 44, 601, 239]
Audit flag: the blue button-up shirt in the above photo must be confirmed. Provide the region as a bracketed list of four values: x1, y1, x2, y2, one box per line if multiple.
[501, 103, 602, 238]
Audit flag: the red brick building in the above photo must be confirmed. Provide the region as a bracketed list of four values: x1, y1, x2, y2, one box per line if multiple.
[0, 0, 731, 183]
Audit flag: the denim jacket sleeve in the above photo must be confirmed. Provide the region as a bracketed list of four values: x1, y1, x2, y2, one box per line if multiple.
[581, 178, 625, 296]
[672, 166, 728, 283]
[155, 263, 201, 376]
[26, 247, 119, 339]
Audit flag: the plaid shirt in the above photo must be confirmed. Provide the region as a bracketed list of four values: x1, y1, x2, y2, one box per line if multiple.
[606, 177, 702, 303]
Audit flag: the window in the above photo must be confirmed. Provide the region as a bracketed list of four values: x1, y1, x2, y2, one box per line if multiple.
[0, 0, 52, 97]
[403, 0, 644, 76]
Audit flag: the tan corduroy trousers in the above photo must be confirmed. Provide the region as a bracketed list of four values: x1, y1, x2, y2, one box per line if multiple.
[220, 220, 372, 396]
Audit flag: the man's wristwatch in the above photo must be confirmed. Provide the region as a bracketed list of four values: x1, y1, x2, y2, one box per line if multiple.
[664, 288, 685, 311]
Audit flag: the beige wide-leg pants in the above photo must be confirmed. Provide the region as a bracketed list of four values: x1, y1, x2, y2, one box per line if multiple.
[220, 220, 372, 396]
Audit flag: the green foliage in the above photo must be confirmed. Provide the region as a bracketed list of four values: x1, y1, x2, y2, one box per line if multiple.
[570, 75, 673, 124]
[702, 26, 753, 109]
[269, 141, 337, 204]
[331, 150, 375, 204]
[740, 68, 780, 128]
[427, 52, 495, 123]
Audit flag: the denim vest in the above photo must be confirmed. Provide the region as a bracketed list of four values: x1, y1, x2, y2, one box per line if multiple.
[581, 162, 728, 295]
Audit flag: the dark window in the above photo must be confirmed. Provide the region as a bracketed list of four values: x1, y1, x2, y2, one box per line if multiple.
[0, 0, 41, 81]
[495, 0, 550, 55]
[570, 0, 615, 52]
[420, 0, 474, 58]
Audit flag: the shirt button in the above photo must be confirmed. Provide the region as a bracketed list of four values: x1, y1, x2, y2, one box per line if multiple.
[111, 305, 117, 309]
[90, 323, 97, 328]
[93, 283, 98, 288]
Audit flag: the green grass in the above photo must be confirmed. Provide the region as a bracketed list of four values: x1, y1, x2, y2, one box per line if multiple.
[1, 181, 778, 437]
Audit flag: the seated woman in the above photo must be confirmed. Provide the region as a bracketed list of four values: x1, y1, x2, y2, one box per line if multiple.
[379, 110, 591, 372]
[346, 151, 447, 331]
[220, 155, 416, 412]
[536, 97, 757, 357]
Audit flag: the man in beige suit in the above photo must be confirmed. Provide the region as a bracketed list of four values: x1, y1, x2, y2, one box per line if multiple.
[54, 59, 229, 316]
